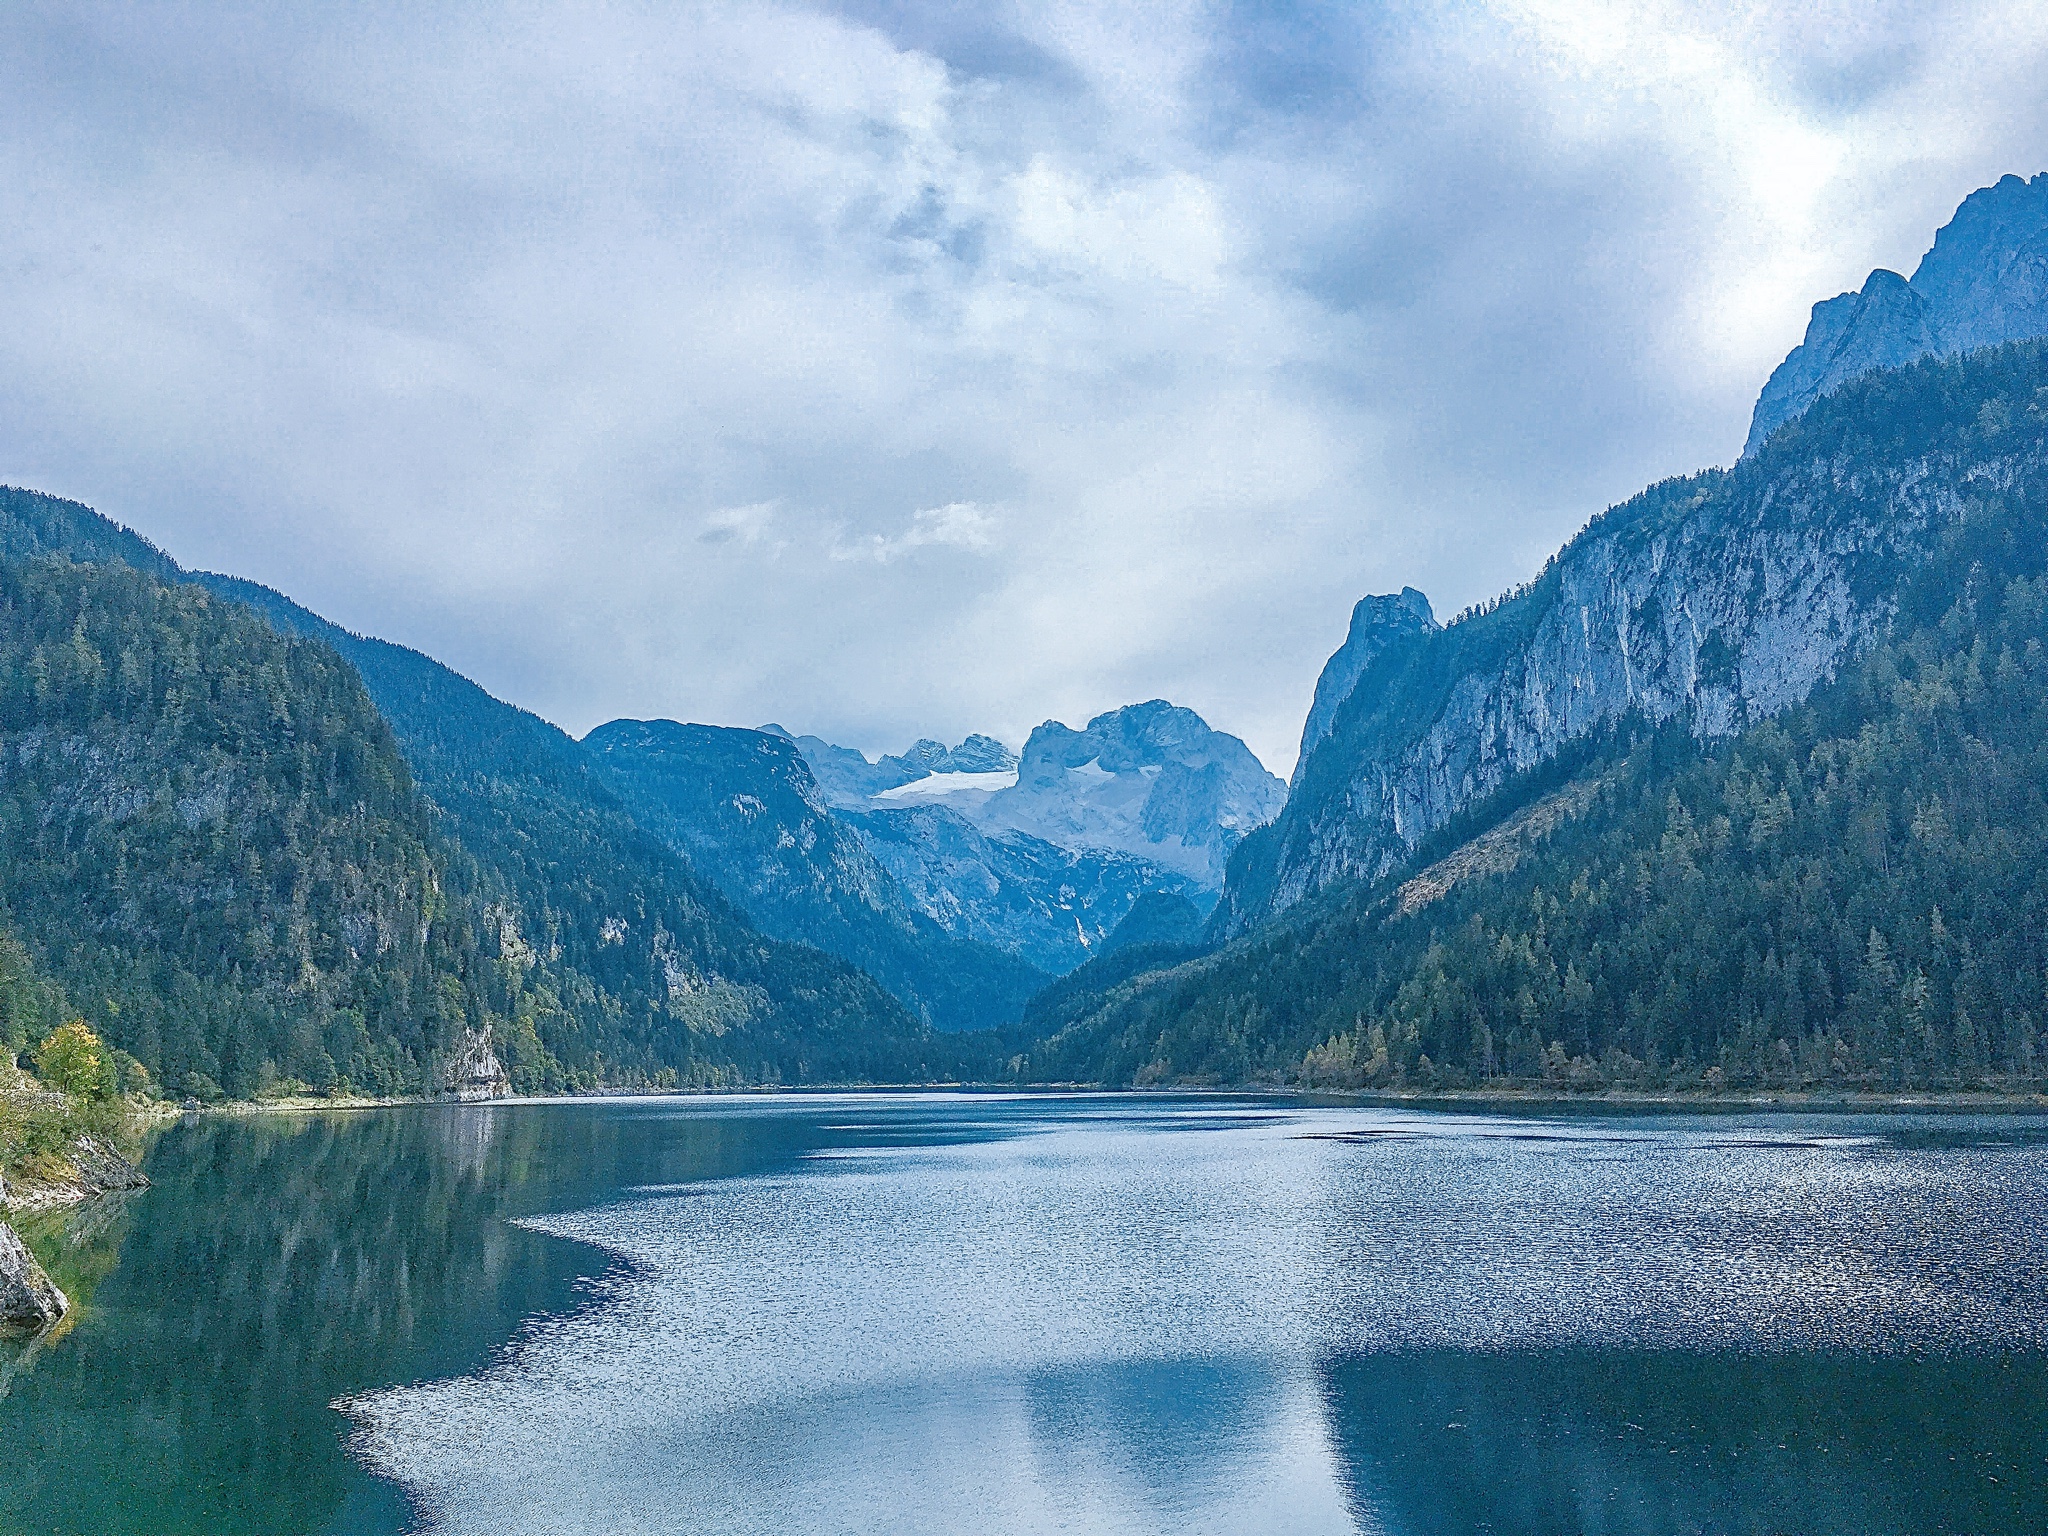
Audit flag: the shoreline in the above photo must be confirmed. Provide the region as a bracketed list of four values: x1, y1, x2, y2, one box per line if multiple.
[206, 1082, 2048, 1115]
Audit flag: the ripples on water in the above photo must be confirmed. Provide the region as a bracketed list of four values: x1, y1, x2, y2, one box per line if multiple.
[341, 1102, 2048, 1535]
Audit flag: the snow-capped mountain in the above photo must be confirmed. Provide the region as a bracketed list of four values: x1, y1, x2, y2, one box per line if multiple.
[972, 702, 1286, 889]
[781, 702, 1281, 967]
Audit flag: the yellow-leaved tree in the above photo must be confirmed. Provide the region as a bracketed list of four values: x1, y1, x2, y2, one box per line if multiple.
[35, 1019, 113, 1099]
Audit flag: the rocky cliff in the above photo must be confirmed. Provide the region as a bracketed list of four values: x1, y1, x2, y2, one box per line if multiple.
[1745, 172, 2048, 456]
[1294, 588, 1437, 782]
[1222, 341, 2048, 935]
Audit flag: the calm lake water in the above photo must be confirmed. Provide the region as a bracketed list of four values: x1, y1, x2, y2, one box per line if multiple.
[6, 1095, 2048, 1535]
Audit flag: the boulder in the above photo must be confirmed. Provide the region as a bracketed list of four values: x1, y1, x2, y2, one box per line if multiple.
[0, 1220, 66, 1333]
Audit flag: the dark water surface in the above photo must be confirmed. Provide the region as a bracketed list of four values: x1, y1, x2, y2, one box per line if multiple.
[5, 1096, 2048, 1535]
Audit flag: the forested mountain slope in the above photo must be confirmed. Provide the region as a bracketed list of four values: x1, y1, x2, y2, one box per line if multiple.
[1026, 343, 2048, 1091]
[194, 574, 940, 1087]
[0, 485, 943, 1094]
[0, 553, 484, 1097]
[583, 718, 1048, 1031]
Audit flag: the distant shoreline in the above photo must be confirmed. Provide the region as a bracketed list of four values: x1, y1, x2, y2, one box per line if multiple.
[195, 1083, 2048, 1115]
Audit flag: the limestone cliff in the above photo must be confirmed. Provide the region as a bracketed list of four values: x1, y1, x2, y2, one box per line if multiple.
[443, 1027, 511, 1101]
[1745, 172, 2048, 456]
[1222, 343, 2048, 934]
[1293, 588, 1437, 783]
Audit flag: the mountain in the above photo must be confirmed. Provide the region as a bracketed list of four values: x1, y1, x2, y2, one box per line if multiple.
[193, 575, 940, 1087]
[0, 481, 945, 1094]
[1294, 588, 1437, 782]
[974, 702, 1285, 889]
[926, 733, 1017, 773]
[769, 729, 927, 806]
[0, 524, 485, 1098]
[1745, 172, 2048, 456]
[1219, 324, 2048, 940]
[780, 703, 1278, 972]
[1024, 339, 2048, 1089]
[841, 803, 1199, 975]
[773, 728, 1019, 810]
[582, 719, 1047, 1030]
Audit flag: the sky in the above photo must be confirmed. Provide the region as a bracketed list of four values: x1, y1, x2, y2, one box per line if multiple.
[4, 2, 2047, 775]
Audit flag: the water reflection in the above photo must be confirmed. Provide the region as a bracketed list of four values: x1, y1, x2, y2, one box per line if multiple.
[344, 1103, 2048, 1536]
[8, 1098, 2048, 1536]
[0, 1098, 852, 1536]
[1320, 1350, 2048, 1535]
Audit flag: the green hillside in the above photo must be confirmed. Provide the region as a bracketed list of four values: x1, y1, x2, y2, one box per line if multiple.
[0, 491, 946, 1096]
[0, 553, 483, 1097]
[1026, 346, 2048, 1092]
[195, 575, 942, 1089]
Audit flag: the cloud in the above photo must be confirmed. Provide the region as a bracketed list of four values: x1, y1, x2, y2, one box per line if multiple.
[835, 502, 998, 563]
[1, 1, 2044, 773]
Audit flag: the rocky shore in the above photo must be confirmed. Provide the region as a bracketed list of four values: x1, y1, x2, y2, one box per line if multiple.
[0, 1123, 149, 1333]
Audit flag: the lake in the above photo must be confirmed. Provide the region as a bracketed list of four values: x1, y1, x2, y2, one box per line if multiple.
[5, 1094, 2048, 1534]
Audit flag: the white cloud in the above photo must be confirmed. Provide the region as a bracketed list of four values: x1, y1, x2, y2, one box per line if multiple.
[0, 1, 2044, 773]
[834, 502, 998, 563]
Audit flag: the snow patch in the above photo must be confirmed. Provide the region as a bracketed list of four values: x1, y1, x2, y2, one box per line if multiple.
[875, 770, 1018, 802]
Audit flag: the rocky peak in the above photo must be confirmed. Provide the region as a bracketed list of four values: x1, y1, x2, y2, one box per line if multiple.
[1295, 587, 1437, 785]
[892, 739, 951, 774]
[781, 730, 1019, 809]
[1745, 172, 2048, 456]
[980, 700, 1285, 888]
[936, 733, 1018, 773]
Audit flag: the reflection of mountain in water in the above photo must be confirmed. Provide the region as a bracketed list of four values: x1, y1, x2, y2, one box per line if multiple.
[1318, 1350, 2048, 1536]
[0, 1102, 838, 1536]
[1020, 1357, 1289, 1520]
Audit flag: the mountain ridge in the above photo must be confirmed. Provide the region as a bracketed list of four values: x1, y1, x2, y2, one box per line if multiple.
[582, 718, 1048, 1030]
[1745, 171, 2048, 455]
[1220, 339, 2048, 939]
[1025, 339, 2048, 1088]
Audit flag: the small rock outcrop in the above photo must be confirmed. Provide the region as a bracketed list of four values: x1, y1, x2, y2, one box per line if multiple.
[68, 1135, 150, 1196]
[443, 1027, 511, 1101]
[0, 1220, 66, 1333]
[0, 1133, 150, 1214]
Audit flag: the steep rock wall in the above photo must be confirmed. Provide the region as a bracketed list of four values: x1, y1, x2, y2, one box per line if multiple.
[1223, 348, 2048, 934]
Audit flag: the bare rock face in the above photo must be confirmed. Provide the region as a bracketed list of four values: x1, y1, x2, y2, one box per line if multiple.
[1294, 588, 1437, 784]
[68, 1135, 150, 1196]
[1222, 412, 2048, 935]
[444, 1027, 511, 1101]
[1745, 172, 2048, 456]
[0, 1220, 66, 1333]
